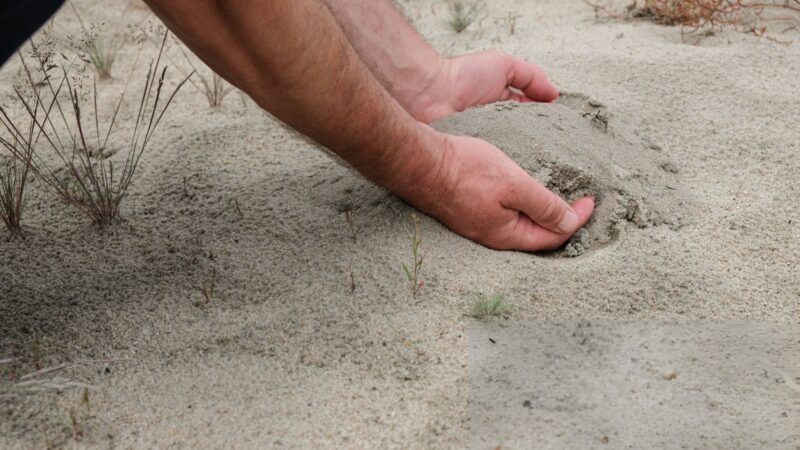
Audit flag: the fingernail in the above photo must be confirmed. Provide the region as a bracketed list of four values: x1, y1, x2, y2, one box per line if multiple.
[557, 209, 579, 234]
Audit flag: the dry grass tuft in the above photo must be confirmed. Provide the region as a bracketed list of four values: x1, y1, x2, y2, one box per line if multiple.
[173, 41, 234, 109]
[0, 33, 192, 226]
[0, 124, 34, 233]
[68, 0, 132, 79]
[586, 0, 800, 38]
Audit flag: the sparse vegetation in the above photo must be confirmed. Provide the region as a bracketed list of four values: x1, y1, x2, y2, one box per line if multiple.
[172, 40, 234, 108]
[585, 0, 800, 39]
[0, 131, 34, 232]
[468, 292, 511, 320]
[0, 359, 123, 398]
[197, 266, 221, 306]
[447, 0, 482, 33]
[401, 214, 425, 295]
[504, 12, 522, 36]
[0, 33, 192, 226]
[68, 0, 132, 79]
[0, 359, 118, 444]
[344, 208, 358, 243]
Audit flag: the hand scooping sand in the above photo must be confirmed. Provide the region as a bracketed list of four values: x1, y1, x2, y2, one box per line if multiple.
[1, 0, 595, 251]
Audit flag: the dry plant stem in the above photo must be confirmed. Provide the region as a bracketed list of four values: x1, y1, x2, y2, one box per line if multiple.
[0, 34, 193, 226]
[0, 114, 35, 231]
[0, 358, 128, 398]
[585, 0, 800, 36]
[505, 13, 521, 36]
[401, 214, 425, 295]
[345, 208, 357, 243]
[172, 39, 234, 108]
[68, 0, 132, 79]
[197, 267, 220, 306]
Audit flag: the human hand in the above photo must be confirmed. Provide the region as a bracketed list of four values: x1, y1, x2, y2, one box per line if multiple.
[409, 50, 560, 124]
[405, 133, 594, 251]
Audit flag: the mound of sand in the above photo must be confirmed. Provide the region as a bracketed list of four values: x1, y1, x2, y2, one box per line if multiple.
[433, 101, 692, 256]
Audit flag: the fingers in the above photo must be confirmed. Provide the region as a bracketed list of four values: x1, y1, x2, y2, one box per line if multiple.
[505, 197, 595, 251]
[500, 52, 559, 103]
[504, 175, 587, 234]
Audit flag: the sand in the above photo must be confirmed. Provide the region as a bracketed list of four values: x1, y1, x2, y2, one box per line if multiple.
[1, 0, 799, 448]
[433, 99, 692, 256]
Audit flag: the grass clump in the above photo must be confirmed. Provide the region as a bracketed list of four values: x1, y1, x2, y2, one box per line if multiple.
[447, 0, 483, 33]
[68, 0, 132, 79]
[0, 125, 34, 232]
[0, 33, 192, 226]
[401, 213, 425, 295]
[468, 293, 511, 320]
[172, 41, 234, 109]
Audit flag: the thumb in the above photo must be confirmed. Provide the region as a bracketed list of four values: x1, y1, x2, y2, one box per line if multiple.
[498, 52, 560, 103]
[504, 174, 583, 234]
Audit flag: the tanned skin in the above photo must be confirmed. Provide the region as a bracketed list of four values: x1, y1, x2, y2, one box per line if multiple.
[144, 0, 595, 251]
[321, 0, 562, 123]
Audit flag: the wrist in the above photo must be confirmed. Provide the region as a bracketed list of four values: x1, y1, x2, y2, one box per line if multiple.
[397, 55, 454, 124]
[382, 123, 453, 212]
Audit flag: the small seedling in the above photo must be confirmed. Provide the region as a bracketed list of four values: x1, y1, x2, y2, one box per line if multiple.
[401, 214, 425, 295]
[233, 198, 244, 219]
[68, 406, 84, 441]
[344, 208, 358, 243]
[469, 293, 512, 320]
[197, 267, 220, 306]
[447, 0, 482, 33]
[504, 12, 522, 36]
[60, 386, 92, 442]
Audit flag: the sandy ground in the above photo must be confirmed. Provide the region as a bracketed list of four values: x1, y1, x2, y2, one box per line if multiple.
[1, 0, 799, 448]
[468, 321, 799, 448]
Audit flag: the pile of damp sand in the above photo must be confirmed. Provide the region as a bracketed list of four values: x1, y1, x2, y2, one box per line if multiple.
[432, 99, 693, 256]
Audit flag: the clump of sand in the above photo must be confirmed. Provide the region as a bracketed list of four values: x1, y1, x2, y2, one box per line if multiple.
[433, 100, 692, 256]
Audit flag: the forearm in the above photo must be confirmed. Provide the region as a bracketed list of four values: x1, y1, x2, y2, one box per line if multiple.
[144, 0, 443, 198]
[321, 0, 445, 116]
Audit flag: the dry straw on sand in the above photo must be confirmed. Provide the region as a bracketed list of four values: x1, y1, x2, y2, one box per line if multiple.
[586, 0, 800, 39]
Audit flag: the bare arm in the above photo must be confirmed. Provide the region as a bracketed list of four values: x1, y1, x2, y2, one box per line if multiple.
[143, 0, 592, 251]
[322, 0, 561, 123]
[144, 0, 441, 201]
[322, 0, 444, 118]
